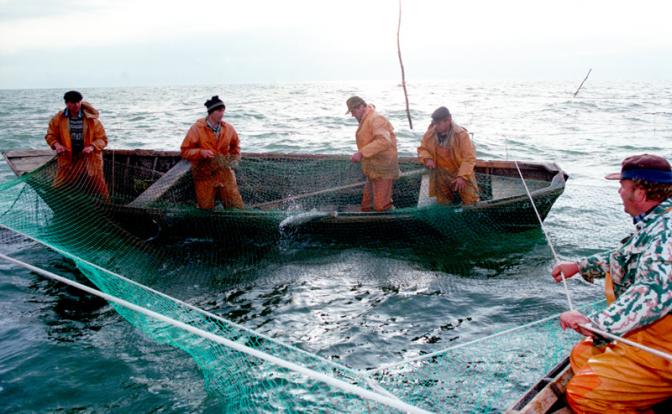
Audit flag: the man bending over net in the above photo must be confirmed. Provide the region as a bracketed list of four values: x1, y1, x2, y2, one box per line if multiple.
[346, 96, 400, 212]
[417, 106, 479, 205]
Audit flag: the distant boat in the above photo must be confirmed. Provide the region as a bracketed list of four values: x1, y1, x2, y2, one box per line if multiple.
[3, 149, 568, 245]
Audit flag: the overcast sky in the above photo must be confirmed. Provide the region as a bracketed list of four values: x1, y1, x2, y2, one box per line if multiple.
[1, 0, 671, 88]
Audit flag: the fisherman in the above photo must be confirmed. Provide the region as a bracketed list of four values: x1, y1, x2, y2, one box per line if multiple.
[180, 96, 244, 210]
[346, 96, 400, 212]
[417, 106, 479, 205]
[551, 154, 672, 413]
[45, 90, 109, 199]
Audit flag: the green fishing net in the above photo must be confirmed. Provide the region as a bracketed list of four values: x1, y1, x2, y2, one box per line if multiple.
[0, 152, 599, 413]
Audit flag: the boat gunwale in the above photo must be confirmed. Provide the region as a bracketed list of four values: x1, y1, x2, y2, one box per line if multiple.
[2, 149, 568, 219]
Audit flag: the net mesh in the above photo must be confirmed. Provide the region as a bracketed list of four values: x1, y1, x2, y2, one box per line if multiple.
[0, 151, 601, 412]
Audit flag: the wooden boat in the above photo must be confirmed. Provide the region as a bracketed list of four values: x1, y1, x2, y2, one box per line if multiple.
[2, 149, 568, 244]
[506, 356, 672, 414]
[505, 357, 573, 414]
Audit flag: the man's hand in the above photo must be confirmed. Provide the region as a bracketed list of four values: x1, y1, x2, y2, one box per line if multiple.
[452, 177, 467, 192]
[551, 262, 580, 283]
[200, 149, 215, 159]
[424, 159, 436, 169]
[351, 151, 363, 163]
[82, 145, 95, 155]
[53, 143, 67, 154]
[560, 310, 595, 337]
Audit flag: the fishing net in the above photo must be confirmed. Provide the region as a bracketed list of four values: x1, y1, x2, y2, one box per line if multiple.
[0, 152, 601, 413]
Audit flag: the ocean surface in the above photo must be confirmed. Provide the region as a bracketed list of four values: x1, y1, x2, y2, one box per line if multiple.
[1, 81, 671, 412]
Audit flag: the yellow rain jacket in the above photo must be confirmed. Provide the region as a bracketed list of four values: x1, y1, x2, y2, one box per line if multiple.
[417, 123, 479, 204]
[356, 106, 400, 180]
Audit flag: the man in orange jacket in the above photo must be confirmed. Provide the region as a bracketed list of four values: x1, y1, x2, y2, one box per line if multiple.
[44, 91, 109, 199]
[417, 107, 479, 205]
[552, 154, 672, 413]
[346, 96, 400, 212]
[181, 96, 244, 210]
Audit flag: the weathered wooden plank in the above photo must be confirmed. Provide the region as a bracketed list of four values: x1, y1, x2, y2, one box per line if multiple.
[126, 159, 191, 208]
[2, 151, 54, 176]
[10, 157, 53, 171]
[505, 357, 572, 414]
[105, 149, 179, 157]
[3, 149, 54, 158]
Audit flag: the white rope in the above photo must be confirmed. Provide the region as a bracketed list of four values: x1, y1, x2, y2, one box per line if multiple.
[2, 224, 400, 401]
[512, 161, 672, 363]
[0, 224, 357, 377]
[579, 323, 672, 362]
[368, 306, 591, 374]
[513, 160, 574, 310]
[0, 252, 432, 414]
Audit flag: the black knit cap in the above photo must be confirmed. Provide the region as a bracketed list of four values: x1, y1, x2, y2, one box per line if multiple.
[63, 90, 83, 103]
[431, 106, 451, 123]
[205, 96, 226, 114]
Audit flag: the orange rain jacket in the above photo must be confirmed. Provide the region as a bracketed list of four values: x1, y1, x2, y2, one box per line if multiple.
[180, 118, 244, 209]
[355, 106, 400, 181]
[44, 101, 109, 197]
[417, 123, 479, 204]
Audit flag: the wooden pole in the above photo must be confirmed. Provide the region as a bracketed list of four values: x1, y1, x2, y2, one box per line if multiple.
[397, 0, 413, 129]
[250, 168, 426, 210]
[573, 68, 592, 98]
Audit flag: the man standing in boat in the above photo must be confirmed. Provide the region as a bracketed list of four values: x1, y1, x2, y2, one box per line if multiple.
[346, 96, 400, 212]
[551, 154, 672, 413]
[417, 107, 479, 205]
[45, 90, 109, 199]
[181, 96, 244, 210]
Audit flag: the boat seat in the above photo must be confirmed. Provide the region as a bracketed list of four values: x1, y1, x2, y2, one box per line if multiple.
[417, 173, 436, 207]
[126, 159, 191, 208]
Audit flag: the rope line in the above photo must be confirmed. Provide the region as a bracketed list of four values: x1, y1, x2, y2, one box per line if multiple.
[0, 252, 432, 414]
[0, 223, 357, 377]
[368, 304, 602, 374]
[513, 160, 574, 310]
[579, 323, 672, 362]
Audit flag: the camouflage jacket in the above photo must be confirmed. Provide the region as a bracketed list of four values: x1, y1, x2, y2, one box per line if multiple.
[577, 197, 672, 336]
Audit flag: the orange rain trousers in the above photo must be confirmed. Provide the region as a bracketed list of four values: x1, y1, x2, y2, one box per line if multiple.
[53, 154, 109, 199]
[193, 169, 244, 210]
[361, 178, 394, 212]
[566, 315, 672, 413]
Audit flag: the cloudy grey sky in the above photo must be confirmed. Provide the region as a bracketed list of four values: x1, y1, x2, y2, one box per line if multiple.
[1, 0, 671, 88]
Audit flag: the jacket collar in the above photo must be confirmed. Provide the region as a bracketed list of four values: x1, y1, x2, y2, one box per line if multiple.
[63, 108, 83, 119]
[635, 197, 672, 228]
